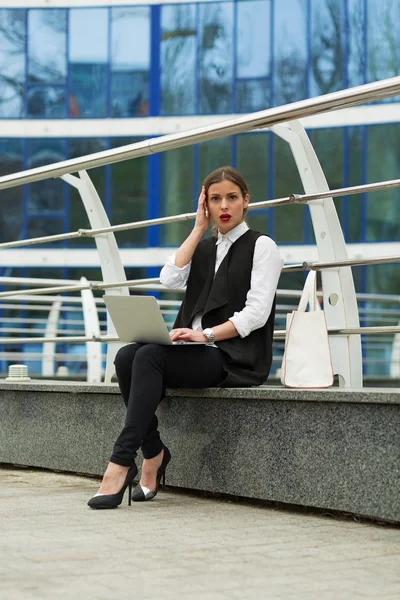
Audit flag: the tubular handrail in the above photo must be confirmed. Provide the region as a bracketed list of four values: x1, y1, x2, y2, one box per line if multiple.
[0, 255, 399, 300]
[1, 177, 400, 251]
[0, 76, 399, 192]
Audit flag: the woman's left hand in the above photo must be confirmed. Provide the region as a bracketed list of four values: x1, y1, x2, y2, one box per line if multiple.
[170, 328, 207, 342]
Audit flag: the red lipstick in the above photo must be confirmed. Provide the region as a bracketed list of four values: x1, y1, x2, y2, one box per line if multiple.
[220, 214, 231, 222]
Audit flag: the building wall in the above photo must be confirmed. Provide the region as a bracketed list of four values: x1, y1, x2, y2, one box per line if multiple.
[0, 0, 399, 304]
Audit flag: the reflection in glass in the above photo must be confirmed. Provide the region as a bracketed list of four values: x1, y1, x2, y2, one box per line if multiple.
[27, 86, 66, 118]
[0, 139, 23, 242]
[199, 2, 234, 113]
[68, 138, 108, 245]
[237, 133, 269, 233]
[274, 136, 304, 243]
[26, 139, 66, 213]
[27, 217, 64, 244]
[348, 0, 365, 87]
[347, 126, 363, 242]
[199, 138, 231, 186]
[161, 5, 196, 115]
[69, 9, 108, 117]
[110, 137, 148, 247]
[273, 0, 307, 105]
[367, 0, 400, 97]
[111, 7, 150, 117]
[160, 147, 194, 245]
[366, 124, 400, 241]
[236, 80, 269, 112]
[28, 9, 66, 84]
[0, 9, 26, 117]
[310, 0, 345, 96]
[237, 1, 270, 79]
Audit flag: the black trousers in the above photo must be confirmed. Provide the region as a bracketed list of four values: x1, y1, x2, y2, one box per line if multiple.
[110, 343, 226, 466]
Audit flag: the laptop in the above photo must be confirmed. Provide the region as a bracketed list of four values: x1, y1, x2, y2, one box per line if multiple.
[103, 294, 208, 346]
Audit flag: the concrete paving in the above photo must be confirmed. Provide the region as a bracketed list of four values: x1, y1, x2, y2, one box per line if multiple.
[0, 467, 399, 600]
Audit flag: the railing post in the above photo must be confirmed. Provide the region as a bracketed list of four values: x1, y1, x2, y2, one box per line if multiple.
[42, 299, 62, 377]
[271, 121, 362, 388]
[60, 171, 127, 383]
[80, 277, 102, 384]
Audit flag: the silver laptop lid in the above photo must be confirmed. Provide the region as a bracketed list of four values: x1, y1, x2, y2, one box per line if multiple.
[104, 295, 172, 345]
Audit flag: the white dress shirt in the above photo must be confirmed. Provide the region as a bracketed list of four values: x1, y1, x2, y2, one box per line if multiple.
[159, 221, 283, 338]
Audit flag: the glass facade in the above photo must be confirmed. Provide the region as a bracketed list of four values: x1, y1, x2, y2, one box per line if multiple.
[0, 0, 399, 379]
[0, 0, 399, 118]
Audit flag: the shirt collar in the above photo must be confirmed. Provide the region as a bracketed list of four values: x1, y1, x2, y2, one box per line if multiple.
[216, 221, 249, 245]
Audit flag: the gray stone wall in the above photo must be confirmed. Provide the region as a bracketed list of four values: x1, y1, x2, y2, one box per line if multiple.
[0, 382, 399, 522]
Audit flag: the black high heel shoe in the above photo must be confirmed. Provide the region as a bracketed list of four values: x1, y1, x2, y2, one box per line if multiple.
[87, 463, 138, 509]
[131, 446, 171, 502]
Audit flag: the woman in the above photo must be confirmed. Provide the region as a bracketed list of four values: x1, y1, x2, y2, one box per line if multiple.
[88, 166, 282, 509]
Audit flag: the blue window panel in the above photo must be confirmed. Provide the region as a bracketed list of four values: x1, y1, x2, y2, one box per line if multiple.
[199, 2, 234, 114]
[26, 139, 65, 214]
[273, 0, 307, 105]
[236, 79, 270, 112]
[198, 137, 231, 185]
[0, 9, 26, 117]
[347, 0, 366, 87]
[367, 0, 400, 101]
[346, 126, 363, 242]
[237, 132, 269, 235]
[237, 1, 270, 79]
[27, 216, 64, 245]
[28, 9, 67, 85]
[69, 8, 108, 117]
[111, 7, 150, 117]
[27, 86, 66, 118]
[310, 0, 346, 97]
[366, 123, 400, 242]
[160, 4, 196, 115]
[0, 138, 23, 242]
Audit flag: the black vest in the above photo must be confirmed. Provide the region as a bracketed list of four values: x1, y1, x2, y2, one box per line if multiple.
[174, 229, 276, 387]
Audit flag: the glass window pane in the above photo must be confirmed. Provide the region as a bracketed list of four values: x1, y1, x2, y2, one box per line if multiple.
[273, 0, 306, 105]
[0, 139, 23, 242]
[348, 0, 365, 87]
[160, 147, 194, 245]
[161, 5, 196, 115]
[367, 0, 400, 100]
[26, 139, 66, 214]
[199, 2, 234, 114]
[237, 1, 270, 78]
[111, 7, 150, 117]
[0, 9, 26, 117]
[110, 137, 148, 247]
[28, 9, 66, 84]
[68, 138, 108, 246]
[310, 0, 345, 96]
[27, 217, 64, 245]
[236, 79, 270, 112]
[69, 9, 108, 117]
[366, 124, 400, 241]
[347, 126, 363, 242]
[274, 136, 304, 243]
[310, 128, 344, 230]
[237, 132, 269, 234]
[198, 137, 231, 185]
[27, 86, 66, 118]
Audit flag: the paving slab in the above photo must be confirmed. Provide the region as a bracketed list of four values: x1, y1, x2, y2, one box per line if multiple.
[0, 467, 399, 600]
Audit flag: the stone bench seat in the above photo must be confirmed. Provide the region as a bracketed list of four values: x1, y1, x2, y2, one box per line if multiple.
[0, 381, 399, 523]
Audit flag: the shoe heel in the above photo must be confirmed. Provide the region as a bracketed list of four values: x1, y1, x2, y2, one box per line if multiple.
[162, 472, 166, 487]
[128, 482, 132, 506]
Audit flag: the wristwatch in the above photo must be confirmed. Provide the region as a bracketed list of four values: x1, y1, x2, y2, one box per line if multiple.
[203, 328, 215, 344]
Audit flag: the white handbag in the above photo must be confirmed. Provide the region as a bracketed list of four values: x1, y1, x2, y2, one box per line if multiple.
[281, 270, 334, 388]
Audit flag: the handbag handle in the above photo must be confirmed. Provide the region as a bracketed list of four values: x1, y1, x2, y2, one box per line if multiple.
[298, 270, 320, 312]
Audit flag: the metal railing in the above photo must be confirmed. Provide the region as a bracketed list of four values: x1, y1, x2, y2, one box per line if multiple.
[1, 75, 400, 387]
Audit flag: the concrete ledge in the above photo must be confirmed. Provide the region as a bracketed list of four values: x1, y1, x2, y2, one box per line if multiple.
[0, 381, 399, 523]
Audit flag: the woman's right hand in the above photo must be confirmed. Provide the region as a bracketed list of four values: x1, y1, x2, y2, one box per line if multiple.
[194, 186, 210, 233]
